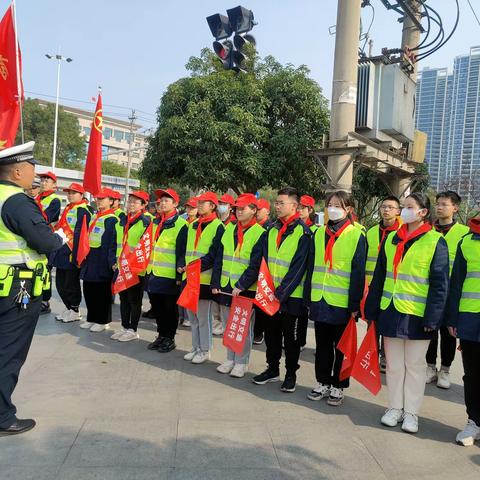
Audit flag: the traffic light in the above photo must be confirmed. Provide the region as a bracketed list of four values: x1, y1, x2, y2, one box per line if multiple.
[213, 40, 234, 69]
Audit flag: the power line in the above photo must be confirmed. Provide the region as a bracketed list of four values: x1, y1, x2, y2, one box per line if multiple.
[466, 0, 480, 27]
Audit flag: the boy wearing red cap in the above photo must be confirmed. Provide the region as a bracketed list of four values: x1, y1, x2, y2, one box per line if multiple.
[256, 199, 272, 229]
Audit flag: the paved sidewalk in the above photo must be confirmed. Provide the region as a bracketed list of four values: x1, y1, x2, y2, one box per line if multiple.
[0, 295, 479, 479]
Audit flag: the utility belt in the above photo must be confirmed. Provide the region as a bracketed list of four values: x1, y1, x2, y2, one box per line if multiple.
[0, 264, 46, 298]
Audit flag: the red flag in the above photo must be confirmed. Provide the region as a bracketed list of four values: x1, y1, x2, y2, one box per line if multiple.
[76, 214, 90, 265]
[112, 247, 140, 295]
[0, 4, 23, 149]
[177, 259, 201, 314]
[127, 222, 153, 274]
[337, 315, 357, 381]
[351, 322, 382, 396]
[360, 282, 369, 322]
[223, 296, 253, 354]
[253, 258, 280, 316]
[83, 94, 102, 195]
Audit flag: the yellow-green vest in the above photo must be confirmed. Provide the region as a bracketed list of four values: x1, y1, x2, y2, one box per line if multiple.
[443, 222, 469, 274]
[185, 218, 223, 285]
[267, 223, 306, 299]
[310, 224, 363, 307]
[38, 192, 60, 223]
[65, 203, 89, 232]
[148, 216, 187, 279]
[459, 233, 480, 313]
[354, 221, 366, 233]
[366, 224, 381, 283]
[381, 229, 443, 317]
[220, 222, 264, 291]
[116, 216, 150, 257]
[89, 213, 117, 248]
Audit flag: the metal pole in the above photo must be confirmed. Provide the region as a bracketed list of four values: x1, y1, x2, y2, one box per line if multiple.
[124, 109, 136, 205]
[12, 0, 24, 143]
[326, 0, 362, 193]
[52, 57, 61, 172]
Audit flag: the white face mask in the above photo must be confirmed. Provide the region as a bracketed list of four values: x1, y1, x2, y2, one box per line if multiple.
[327, 207, 345, 221]
[217, 205, 229, 215]
[401, 208, 420, 224]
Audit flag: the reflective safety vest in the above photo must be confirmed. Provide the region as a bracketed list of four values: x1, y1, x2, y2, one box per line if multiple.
[459, 233, 480, 313]
[64, 204, 89, 233]
[354, 221, 366, 233]
[220, 223, 264, 291]
[116, 216, 149, 257]
[365, 224, 381, 283]
[380, 229, 443, 317]
[185, 218, 222, 285]
[89, 213, 117, 248]
[310, 224, 318, 233]
[148, 216, 187, 279]
[443, 222, 469, 274]
[267, 223, 306, 299]
[38, 192, 60, 223]
[310, 224, 363, 307]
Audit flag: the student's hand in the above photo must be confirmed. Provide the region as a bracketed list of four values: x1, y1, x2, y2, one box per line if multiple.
[232, 287, 242, 297]
[112, 264, 118, 271]
[177, 267, 185, 274]
[212, 288, 221, 295]
[350, 311, 358, 318]
[447, 326, 457, 338]
[424, 326, 434, 332]
[176, 281, 181, 286]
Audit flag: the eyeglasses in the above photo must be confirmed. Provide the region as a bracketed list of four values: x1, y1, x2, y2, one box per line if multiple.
[274, 201, 296, 207]
[380, 205, 399, 211]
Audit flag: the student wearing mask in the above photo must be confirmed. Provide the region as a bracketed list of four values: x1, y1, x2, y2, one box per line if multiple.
[305, 191, 366, 406]
[365, 193, 449, 434]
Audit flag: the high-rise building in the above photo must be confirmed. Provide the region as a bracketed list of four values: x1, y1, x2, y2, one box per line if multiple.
[416, 46, 480, 203]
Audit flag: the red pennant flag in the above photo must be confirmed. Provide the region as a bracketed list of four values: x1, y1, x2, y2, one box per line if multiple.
[359, 282, 369, 322]
[223, 296, 253, 354]
[76, 214, 90, 265]
[177, 259, 201, 314]
[112, 247, 140, 295]
[83, 94, 102, 195]
[127, 222, 153, 274]
[351, 322, 382, 396]
[253, 258, 280, 316]
[337, 315, 357, 381]
[0, 4, 23, 149]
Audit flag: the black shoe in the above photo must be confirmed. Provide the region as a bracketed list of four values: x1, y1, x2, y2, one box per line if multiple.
[253, 334, 264, 345]
[147, 336, 166, 350]
[252, 368, 280, 385]
[281, 374, 296, 393]
[0, 418, 36, 437]
[40, 302, 51, 315]
[142, 310, 156, 319]
[158, 338, 176, 353]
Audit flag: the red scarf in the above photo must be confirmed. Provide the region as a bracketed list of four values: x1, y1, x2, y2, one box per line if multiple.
[35, 190, 55, 222]
[393, 223, 432, 279]
[258, 217, 269, 227]
[89, 208, 116, 233]
[276, 212, 300, 248]
[324, 220, 351, 270]
[121, 211, 143, 246]
[468, 218, 480, 234]
[304, 218, 313, 227]
[187, 216, 197, 224]
[154, 209, 177, 242]
[56, 199, 88, 231]
[236, 218, 257, 253]
[379, 219, 400, 251]
[194, 213, 218, 249]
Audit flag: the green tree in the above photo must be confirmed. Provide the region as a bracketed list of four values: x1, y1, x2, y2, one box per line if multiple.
[16, 98, 85, 169]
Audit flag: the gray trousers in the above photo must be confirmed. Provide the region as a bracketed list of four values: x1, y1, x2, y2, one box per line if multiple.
[220, 304, 255, 365]
[187, 300, 212, 352]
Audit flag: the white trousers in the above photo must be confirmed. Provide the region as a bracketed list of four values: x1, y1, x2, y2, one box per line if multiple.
[384, 337, 430, 415]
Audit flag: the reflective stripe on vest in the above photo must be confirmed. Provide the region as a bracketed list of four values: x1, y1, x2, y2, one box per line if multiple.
[310, 224, 362, 308]
[459, 234, 480, 313]
[89, 214, 117, 248]
[366, 224, 380, 284]
[380, 229, 442, 316]
[444, 222, 470, 275]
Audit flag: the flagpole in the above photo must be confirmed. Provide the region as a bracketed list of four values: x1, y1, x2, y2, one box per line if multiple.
[12, 0, 24, 143]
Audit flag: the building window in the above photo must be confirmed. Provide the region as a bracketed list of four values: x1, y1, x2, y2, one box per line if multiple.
[104, 128, 112, 140]
[114, 130, 124, 142]
[84, 126, 91, 136]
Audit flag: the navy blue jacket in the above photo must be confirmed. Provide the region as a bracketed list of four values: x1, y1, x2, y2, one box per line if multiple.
[42, 194, 61, 224]
[446, 232, 480, 343]
[211, 225, 266, 307]
[365, 230, 449, 340]
[305, 219, 367, 325]
[264, 218, 311, 317]
[80, 216, 118, 282]
[146, 214, 188, 296]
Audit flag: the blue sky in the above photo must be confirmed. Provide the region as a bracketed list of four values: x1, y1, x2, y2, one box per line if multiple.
[6, 0, 479, 131]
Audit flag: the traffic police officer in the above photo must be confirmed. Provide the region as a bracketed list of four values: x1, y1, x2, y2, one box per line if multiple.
[0, 142, 66, 436]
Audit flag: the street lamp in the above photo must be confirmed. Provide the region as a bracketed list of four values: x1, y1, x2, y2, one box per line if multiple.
[45, 53, 73, 172]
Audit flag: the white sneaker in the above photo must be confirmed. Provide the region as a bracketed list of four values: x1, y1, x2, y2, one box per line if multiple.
[182, 319, 192, 327]
[436, 369, 451, 389]
[55, 309, 69, 321]
[381, 408, 404, 427]
[79, 321, 94, 329]
[110, 328, 127, 340]
[212, 325, 224, 336]
[191, 351, 210, 364]
[62, 310, 82, 323]
[402, 412, 419, 433]
[184, 348, 198, 361]
[426, 364, 437, 384]
[456, 419, 480, 447]
[307, 383, 330, 401]
[90, 323, 110, 333]
[230, 364, 247, 378]
[217, 360, 235, 374]
[118, 329, 139, 342]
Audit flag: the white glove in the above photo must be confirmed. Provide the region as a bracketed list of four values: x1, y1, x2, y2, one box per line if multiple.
[55, 228, 69, 245]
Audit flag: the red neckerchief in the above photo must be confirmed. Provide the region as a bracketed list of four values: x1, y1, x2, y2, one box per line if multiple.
[236, 218, 257, 253]
[121, 211, 144, 246]
[468, 218, 480, 234]
[187, 216, 197, 224]
[56, 200, 88, 231]
[434, 219, 455, 236]
[304, 218, 313, 226]
[379, 219, 400, 251]
[393, 223, 432, 279]
[35, 190, 55, 222]
[154, 209, 177, 242]
[194, 213, 217, 249]
[276, 212, 300, 248]
[324, 220, 351, 270]
[258, 217, 269, 226]
[88, 208, 116, 233]
[224, 213, 236, 225]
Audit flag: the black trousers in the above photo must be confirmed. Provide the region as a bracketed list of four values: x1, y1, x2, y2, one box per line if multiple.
[56, 268, 82, 311]
[253, 306, 267, 338]
[119, 277, 145, 332]
[265, 311, 300, 375]
[426, 325, 457, 367]
[149, 292, 179, 340]
[0, 284, 41, 427]
[298, 313, 309, 347]
[314, 321, 350, 389]
[42, 265, 52, 302]
[83, 280, 112, 325]
[460, 339, 480, 426]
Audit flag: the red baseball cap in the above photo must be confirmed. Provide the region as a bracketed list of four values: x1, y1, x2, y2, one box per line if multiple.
[63, 182, 85, 194]
[155, 188, 180, 204]
[197, 191, 219, 206]
[184, 197, 198, 208]
[219, 193, 235, 205]
[235, 193, 258, 208]
[95, 188, 114, 199]
[129, 190, 150, 203]
[300, 195, 315, 208]
[257, 199, 270, 211]
[107, 189, 122, 200]
[39, 171, 57, 182]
